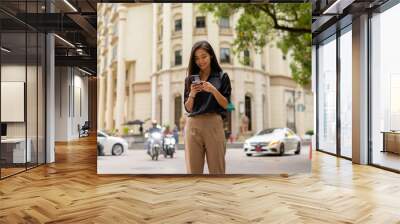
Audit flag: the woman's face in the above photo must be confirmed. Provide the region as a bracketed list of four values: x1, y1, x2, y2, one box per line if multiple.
[194, 48, 211, 71]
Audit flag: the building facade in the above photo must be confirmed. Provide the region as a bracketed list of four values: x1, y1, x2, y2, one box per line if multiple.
[97, 3, 314, 138]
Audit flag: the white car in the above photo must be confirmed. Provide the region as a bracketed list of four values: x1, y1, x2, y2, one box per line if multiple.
[97, 130, 128, 156]
[243, 128, 301, 156]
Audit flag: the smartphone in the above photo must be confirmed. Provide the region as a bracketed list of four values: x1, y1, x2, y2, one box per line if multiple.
[192, 75, 201, 84]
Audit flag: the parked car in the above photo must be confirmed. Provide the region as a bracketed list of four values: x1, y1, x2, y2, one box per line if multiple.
[97, 130, 128, 156]
[243, 128, 301, 156]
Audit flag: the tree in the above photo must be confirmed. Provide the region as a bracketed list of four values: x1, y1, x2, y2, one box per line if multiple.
[198, 3, 312, 87]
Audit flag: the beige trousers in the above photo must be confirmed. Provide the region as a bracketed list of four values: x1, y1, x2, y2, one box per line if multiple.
[184, 113, 226, 174]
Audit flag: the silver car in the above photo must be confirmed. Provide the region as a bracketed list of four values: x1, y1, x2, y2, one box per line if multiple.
[243, 128, 301, 156]
[97, 130, 128, 156]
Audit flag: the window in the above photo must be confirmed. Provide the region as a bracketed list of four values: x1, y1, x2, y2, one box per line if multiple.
[220, 48, 230, 63]
[317, 35, 337, 155]
[196, 16, 206, 28]
[339, 26, 352, 158]
[174, 50, 182, 66]
[174, 96, 182, 130]
[245, 95, 252, 131]
[371, 4, 400, 171]
[175, 19, 182, 32]
[243, 49, 251, 66]
[219, 17, 230, 29]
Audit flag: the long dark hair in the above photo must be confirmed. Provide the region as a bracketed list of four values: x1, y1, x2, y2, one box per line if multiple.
[187, 40, 222, 79]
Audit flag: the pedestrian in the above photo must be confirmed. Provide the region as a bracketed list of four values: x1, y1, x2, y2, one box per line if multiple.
[183, 40, 232, 174]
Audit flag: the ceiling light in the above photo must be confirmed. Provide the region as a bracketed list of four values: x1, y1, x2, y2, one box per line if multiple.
[63, 0, 78, 12]
[322, 0, 354, 15]
[76, 48, 85, 55]
[54, 34, 75, 48]
[1, 47, 11, 53]
[323, 0, 341, 14]
[78, 67, 92, 76]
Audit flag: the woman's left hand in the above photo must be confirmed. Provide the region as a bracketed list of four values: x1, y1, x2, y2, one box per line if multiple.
[201, 81, 217, 94]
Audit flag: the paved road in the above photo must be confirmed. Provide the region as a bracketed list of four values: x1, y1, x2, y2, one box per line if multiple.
[97, 146, 311, 174]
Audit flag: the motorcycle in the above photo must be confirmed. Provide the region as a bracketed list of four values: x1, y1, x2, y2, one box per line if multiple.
[162, 134, 176, 158]
[145, 131, 163, 160]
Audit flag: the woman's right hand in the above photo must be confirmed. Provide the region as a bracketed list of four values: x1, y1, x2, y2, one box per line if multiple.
[189, 83, 202, 97]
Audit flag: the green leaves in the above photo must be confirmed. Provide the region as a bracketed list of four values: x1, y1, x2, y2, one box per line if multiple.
[198, 3, 312, 87]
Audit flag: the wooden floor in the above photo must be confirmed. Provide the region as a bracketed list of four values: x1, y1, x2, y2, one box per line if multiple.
[0, 136, 400, 224]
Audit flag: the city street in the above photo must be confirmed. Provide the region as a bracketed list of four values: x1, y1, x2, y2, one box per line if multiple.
[97, 145, 311, 174]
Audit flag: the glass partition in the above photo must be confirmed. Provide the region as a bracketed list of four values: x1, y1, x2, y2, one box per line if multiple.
[27, 30, 38, 169]
[0, 1, 46, 179]
[1, 31, 28, 177]
[38, 32, 45, 165]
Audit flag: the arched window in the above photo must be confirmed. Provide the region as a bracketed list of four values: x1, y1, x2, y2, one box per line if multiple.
[193, 10, 207, 35]
[174, 50, 182, 66]
[245, 95, 252, 131]
[243, 49, 252, 66]
[220, 42, 231, 64]
[175, 18, 182, 32]
[172, 44, 182, 67]
[172, 13, 182, 33]
[220, 48, 231, 64]
[174, 95, 182, 130]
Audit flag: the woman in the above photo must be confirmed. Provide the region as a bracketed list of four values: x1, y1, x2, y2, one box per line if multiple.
[183, 40, 232, 174]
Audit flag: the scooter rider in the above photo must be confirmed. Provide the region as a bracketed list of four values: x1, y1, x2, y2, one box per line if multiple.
[146, 120, 162, 155]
